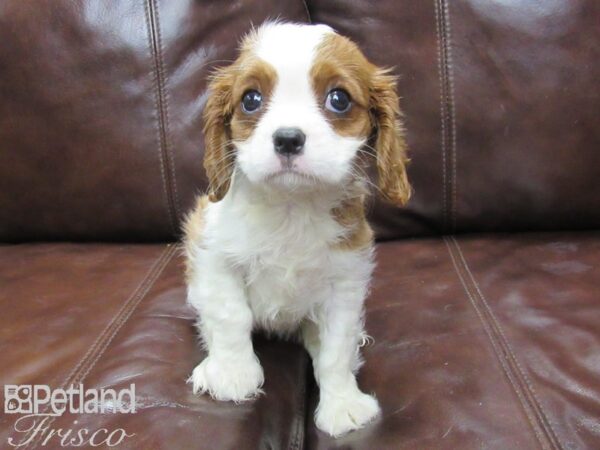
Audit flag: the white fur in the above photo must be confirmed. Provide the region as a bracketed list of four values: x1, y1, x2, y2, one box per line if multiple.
[186, 23, 380, 437]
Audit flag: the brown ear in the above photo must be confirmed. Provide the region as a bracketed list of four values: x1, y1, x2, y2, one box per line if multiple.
[203, 65, 236, 202]
[370, 68, 411, 206]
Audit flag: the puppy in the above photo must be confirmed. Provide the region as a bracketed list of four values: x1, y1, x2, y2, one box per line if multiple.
[184, 22, 410, 437]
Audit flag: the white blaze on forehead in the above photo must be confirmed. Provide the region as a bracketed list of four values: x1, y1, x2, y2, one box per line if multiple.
[251, 23, 334, 110]
[253, 22, 334, 69]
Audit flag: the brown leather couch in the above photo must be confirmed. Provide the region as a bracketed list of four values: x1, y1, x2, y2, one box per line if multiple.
[1, 1, 598, 449]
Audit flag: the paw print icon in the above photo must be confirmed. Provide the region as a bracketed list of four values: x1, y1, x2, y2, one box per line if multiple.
[4, 385, 33, 414]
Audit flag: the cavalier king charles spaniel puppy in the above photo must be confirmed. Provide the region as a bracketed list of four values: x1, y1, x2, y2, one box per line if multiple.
[184, 22, 410, 437]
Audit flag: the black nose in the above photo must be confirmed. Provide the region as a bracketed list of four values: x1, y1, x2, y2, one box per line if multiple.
[273, 128, 305, 157]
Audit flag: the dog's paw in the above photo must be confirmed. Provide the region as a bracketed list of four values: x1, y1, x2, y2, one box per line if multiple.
[188, 355, 264, 402]
[315, 389, 380, 437]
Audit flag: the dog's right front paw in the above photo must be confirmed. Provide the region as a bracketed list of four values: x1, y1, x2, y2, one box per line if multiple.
[315, 389, 380, 437]
[188, 355, 264, 402]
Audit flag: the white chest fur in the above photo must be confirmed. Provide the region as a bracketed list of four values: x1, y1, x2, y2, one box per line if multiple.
[203, 178, 354, 333]
[197, 174, 371, 333]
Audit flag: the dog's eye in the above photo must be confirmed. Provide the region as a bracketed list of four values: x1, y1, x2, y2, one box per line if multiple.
[241, 90, 262, 113]
[325, 89, 351, 113]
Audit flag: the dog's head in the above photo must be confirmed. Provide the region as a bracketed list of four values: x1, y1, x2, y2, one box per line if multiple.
[203, 22, 410, 204]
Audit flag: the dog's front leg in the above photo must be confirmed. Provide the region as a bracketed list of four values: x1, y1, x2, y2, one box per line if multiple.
[187, 251, 263, 402]
[310, 281, 381, 437]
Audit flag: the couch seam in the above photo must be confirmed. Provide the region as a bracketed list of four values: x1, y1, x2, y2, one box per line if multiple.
[144, 0, 181, 235]
[144, 0, 173, 235]
[151, 0, 182, 222]
[289, 352, 309, 450]
[444, 237, 548, 449]
[451, 237, 564, 450]
[434, 0, 457, 233]
[434, 0, 447, 232]
[445, 1, 458, 233]
[444, 237, 561, 450]
[22, 244, 177, 450]
[301, 0, 312, 23]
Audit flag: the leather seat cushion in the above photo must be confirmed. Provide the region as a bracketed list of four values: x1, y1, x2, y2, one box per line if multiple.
[307, 233, 600, 449]
[0, 243, 309, 449]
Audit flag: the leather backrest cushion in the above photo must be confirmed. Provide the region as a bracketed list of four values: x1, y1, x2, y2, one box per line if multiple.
[0, 0, 309, 241]
[310, 0, 600, 238]
[1, 1, 598, 241]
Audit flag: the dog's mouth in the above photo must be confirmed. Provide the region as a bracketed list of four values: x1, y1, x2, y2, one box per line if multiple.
[264, 168, 317, 186]
[264, 166, 321, 190]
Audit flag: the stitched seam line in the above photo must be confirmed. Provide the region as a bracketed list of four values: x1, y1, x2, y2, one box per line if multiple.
[444, 1, 458, 232]
[23, 245, 177, 450]
[289, 352, 309, 450]
[434, 0, 457, 233]
[144, 0, 181, 234]
[445, 237, 561, 450]
[434, 0, 448, 232]
[451, 237, 564, 449]
[301, 0, 312, 23]
[444, 237, 548, 449]
[151, 0, 181, 221]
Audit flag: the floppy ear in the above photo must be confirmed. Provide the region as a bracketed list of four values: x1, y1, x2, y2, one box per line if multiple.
[203, 66, 236, 202]
[369, 68, 411, 206]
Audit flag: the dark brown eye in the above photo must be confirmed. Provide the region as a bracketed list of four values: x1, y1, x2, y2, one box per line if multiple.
[325, 89, 351, 113]
[241, 90, 262, 113]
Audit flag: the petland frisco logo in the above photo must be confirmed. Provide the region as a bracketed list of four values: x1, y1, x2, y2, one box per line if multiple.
[4, 384, 136, 447]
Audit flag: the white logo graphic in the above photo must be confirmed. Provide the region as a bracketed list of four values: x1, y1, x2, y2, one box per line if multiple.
[4, 384, 136, 416]
[4, 384, 137, 447]
[5, 385, 33, 414]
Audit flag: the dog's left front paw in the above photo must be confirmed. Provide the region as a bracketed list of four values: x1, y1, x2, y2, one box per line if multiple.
[315, 389, 380, 437]
[188, 355, 264, 402]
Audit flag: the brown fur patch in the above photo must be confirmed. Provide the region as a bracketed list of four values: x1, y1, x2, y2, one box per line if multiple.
[203, 66, 236, 202]
[229, 58, 277, 142]
[203, 34, 277, 202]
[310, 34, 372, 139]
[183, 195, 210, 282]
[331, 195, 374, 250]
[183, 195, 210, 245]
[370, 68, 412, 206]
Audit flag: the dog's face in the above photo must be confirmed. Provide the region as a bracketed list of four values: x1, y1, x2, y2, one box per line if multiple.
[203, 22, 410, 204]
